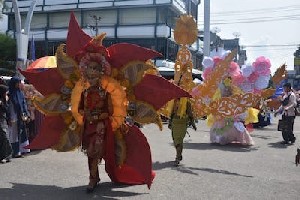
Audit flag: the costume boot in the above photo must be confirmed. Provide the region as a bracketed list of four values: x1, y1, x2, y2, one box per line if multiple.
[86, 157, 100, 193]
[174, 144, 183, 166]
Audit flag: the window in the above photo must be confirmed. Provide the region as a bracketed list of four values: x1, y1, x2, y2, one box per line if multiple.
[31, 14, 47, 29]
[83, 10, 117, 27]
[119, 8, 156, 25]
[49, 12, 81, 28]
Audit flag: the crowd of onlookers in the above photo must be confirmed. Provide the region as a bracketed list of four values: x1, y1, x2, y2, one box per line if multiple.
[0, 76, 43, 164]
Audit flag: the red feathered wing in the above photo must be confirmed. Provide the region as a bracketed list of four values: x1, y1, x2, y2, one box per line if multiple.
[66, 12, 92, 58]
[134, 74, 192, 110]
[20, 69, 64, 96]
[26, 116, 64, 149]
[107, 43, 162, 69]
[105, 122, 154, 188]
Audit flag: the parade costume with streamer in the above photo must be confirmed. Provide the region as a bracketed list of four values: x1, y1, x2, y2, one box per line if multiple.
[21, 12, 191, 193]
[191, 50, 277, 145]
[163, 15, 197, 165]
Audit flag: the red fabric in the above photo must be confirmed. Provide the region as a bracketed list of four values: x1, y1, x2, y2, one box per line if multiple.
[20, 68, 65, 96]
[134, 74, 192, 110]
[104, 120, 118, 182]
[105, 123, 154, 188]
[107, 43, 162, 69]
[66, 12, 92, 58]
[25, 116, 64, 149]
[246, 124, 254, 132]
[25, 114, 154, 187]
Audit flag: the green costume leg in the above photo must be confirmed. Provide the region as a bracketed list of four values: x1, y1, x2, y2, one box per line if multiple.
[171, 118, 187, 165]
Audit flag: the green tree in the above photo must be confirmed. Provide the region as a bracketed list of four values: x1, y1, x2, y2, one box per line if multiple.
[0, 0, 3, 20]
[0, 33, 16, 75]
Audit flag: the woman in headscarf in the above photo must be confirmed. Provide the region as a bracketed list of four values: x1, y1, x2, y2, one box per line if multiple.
[8, 76, 30, 158]
[0, 84, 12, 163]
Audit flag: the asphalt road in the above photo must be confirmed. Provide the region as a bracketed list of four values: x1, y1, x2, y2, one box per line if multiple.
[1, 116, 300, 200]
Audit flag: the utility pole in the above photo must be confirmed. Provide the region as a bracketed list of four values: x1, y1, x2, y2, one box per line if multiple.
[233, 32, 241, 62]
[12, 0, 36, 75]
[203, 0, 210, 56]
[89, 15, 101, 36]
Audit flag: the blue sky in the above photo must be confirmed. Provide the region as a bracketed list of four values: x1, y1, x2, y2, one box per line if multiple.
[198, 0, 300, 73]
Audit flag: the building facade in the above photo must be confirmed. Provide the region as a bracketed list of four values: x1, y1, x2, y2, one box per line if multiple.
[291, 46, 300, 90]
[3, 0, 203, 68]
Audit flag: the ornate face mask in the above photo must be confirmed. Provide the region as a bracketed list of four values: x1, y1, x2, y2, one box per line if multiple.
[84, 61, 103, 86]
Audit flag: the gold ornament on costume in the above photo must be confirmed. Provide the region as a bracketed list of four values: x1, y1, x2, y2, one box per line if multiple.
[33, 94, 69, 115]
[56, 44, 79, 79]
[208, 93, 260, 119]
[173, 15, 196, 92]
[266, 98, 281, 110]
[174, 14, 198, 45]
[193, 50, 236, 107]
[261, 88, 276, 99]
[52, 111, 82, 152]
[71, 76, 127, 131]
[121, 61, 155, 87]
[272, 64, 287, 87]
[131, 101, 162, 131]
[161, 15, 198, 118]
[117, 60, 162, 129]
[91, 33, 106, 46]
[174, 46, 195, 92]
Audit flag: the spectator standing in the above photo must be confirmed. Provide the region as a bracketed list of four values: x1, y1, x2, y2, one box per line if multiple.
[275, 82, 297, 144]
[8, 77, 30, 157]
[0, 84, 12, 163]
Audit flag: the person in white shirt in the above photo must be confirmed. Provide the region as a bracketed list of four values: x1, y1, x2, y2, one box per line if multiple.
[275, 83, 297, 144]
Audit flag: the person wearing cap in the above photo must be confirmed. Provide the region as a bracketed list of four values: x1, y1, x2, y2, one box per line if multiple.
[275, 82, 297, 144]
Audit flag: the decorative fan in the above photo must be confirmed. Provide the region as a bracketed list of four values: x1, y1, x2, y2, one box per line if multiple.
[272, 64, 287, 86]
[174, 15, 198, 45]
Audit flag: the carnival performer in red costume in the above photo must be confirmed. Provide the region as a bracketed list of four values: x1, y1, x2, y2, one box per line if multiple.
[79, 60, 112, 192]
[21, 12, 191, 193]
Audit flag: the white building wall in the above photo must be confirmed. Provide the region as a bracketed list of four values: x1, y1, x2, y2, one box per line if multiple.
[115, 0, 154, 6]
[78, 2, 113, 9]
[44, 5, 77, 11]
[27, 24, 170, 40]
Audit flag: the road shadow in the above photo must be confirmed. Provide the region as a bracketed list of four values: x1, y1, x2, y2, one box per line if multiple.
[152, 161, 253, 178]
[25, 150, 43, 156]
[183, 142, 258, 152]
[253, 127, 278, 132]
[188, 167, 253, 178]
[251, 134, 274, 140]
[152, 161, 175, 170]
[268, 141, 291, 149]
[0, 182, 146, 200]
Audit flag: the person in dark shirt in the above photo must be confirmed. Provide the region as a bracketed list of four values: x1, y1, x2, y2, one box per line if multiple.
[0, 84, 12, 163]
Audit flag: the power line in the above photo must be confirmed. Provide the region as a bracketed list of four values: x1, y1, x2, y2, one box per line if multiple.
[207, 14, 300, 22]
[245, 47, 298, 51]
[198, 17, 300, 25]
[199, 4, 300, 16]
[198, 4, 300, 25]
[243, 44, 300, 48]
